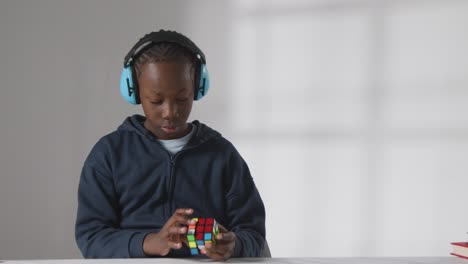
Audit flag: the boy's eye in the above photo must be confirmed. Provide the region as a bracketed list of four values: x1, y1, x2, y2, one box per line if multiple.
[176, 98, 188, 102]
[150, 101, 163, 105]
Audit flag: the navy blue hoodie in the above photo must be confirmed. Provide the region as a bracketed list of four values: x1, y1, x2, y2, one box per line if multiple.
[75, 115, 267, 258]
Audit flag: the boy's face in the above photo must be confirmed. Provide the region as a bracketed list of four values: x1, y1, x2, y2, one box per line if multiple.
[138, 62, 195, 140]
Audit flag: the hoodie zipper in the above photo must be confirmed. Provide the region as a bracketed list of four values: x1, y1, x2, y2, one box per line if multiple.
[166, 143, 202, 215]
[166, 149, 189, 216]
[140, 121, 213, 217]
[167, 153, 177, 215]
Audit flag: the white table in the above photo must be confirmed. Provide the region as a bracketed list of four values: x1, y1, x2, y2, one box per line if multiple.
[1, 257, 467, 264]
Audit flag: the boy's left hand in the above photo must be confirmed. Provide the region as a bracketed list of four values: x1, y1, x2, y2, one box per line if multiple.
[202, 224, 236, 261]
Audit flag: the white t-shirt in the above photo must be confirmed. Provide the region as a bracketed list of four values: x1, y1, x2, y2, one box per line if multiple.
[157, 124, 196, 155]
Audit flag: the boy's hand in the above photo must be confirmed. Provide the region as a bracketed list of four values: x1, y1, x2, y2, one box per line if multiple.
[202, 224, 236, 261]
[143, 208, 194, 256]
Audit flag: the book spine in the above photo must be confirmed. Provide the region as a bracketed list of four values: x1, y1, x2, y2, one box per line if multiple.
[451, 253, 468, 260]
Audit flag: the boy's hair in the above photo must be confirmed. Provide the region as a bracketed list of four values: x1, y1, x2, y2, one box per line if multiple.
[134, 42, 198, 79]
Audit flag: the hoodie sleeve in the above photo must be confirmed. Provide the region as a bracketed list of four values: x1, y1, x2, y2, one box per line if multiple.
[224, 144, 270, 258]
[75, 140, 151, 258]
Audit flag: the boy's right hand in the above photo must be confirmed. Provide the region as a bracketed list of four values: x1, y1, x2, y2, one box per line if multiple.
[143, 208, 194, 256]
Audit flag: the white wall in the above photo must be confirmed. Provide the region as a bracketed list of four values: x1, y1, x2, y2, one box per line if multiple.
[1, 0, 467, 259]
[227, 0, 468, 257]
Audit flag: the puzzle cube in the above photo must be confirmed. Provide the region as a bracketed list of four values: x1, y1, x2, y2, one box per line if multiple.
[186, 217, 220, 255]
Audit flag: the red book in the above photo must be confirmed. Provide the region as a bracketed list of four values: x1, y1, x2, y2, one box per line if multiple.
[451, 242, 468, 259]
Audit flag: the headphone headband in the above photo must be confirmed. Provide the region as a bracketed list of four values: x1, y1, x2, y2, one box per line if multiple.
[123, 30, 206, 66]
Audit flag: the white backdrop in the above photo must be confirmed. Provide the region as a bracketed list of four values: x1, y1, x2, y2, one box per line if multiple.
[0, 0, 467, 259]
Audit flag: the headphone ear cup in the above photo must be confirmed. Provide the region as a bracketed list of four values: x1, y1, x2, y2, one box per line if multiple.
[194, 64, 210, 101]
[120, 65, 138, 105]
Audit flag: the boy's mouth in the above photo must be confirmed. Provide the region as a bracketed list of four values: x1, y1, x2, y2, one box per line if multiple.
[161, 126, 177, 134]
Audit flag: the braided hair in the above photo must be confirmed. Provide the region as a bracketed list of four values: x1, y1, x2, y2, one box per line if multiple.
[133, 42, 198, 81]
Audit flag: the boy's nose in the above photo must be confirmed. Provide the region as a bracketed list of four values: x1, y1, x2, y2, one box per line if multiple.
[162, 103, 178, 119]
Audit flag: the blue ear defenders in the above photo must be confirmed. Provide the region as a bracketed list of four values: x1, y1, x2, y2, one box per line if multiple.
[120, 30, 210, 105]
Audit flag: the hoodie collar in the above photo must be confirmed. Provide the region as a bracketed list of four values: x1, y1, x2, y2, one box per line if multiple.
[117, 114, 221, 147]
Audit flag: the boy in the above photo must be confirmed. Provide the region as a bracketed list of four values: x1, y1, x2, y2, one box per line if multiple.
[75, 30, 268, 260]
